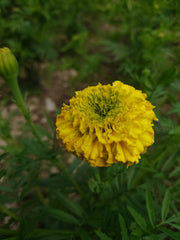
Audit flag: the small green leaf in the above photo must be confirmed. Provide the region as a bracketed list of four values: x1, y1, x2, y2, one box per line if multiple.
[168, 223, 180, 231]
[118, 214, 129, 240]
[161, 189, 171, 222]
[127, 206, 147, 231]
[44, 111, 54, 131]
[95, 230, 112, 240]
[146, 189, 155, 227]
[169, 166, 180, 178]
[56, 192, 86, 219]
[127, 166, 137, 189]
[160, 227, 180, 240]
[0, 204, 19, 221]
[168, 102, 180, 116]
[45, 207, 79, 225]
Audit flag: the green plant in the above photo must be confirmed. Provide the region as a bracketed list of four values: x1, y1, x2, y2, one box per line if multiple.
[0, 1, 180, 239]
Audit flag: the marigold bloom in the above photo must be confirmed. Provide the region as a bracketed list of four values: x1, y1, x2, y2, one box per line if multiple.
[56, 81, 158, 167]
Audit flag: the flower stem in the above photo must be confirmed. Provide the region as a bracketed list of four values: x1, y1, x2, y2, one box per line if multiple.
[8, 77, 44, 145]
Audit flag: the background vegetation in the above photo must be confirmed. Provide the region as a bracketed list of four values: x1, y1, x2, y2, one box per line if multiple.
[0, 0, 180, 239]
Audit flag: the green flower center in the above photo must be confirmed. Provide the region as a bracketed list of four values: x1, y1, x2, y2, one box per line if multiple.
[93, 101, 113, 117]
[87, 89, 121, 118]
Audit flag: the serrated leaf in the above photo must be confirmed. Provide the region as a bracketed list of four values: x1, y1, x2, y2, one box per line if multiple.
[127, 166, 137, 189]
[45, 207, 79, 225]
[166, 214, 180, 224]
[159, 227, 180, 240]
[161, 189, 171, 222]
[127, 206, 147, 231]
[170, 216, 180, 223]
[168, 223, 180, 231]
[146, 189, 155, 227]
[168, 102, 180, 116]
[57, 192, 86, 219]
[169, 166, 180, 178]
[95, 230, 112, 240]
[118, 214, 129, 240]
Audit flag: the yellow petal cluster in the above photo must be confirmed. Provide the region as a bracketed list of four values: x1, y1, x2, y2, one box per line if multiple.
[56, 81, 158, 167]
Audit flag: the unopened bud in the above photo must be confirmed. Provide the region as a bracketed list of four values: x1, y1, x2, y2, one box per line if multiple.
[0, 47, 18, 82]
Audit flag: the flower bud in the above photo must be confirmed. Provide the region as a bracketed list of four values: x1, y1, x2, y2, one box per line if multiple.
[0, 47, 18, 82]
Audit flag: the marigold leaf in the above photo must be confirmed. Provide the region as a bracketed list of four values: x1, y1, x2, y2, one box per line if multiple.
[95, 230, 113, 240]
[161, 188, 171, 222]
[159, 227, 180, 240]
[169, 166, 180, 178]
[168, 223, 180, 231]
[127, 206, 147, 231]
[169, 215, 180, 223]
[145, 189, 155, 227]
[45, 207, 79, 225]
[168, 102, 180, 116]
[118, 213, 129, 240]
[56, 192, 86, 219]
[44, 111, 54, 131]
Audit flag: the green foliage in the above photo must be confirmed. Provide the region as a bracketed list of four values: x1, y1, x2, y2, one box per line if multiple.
[0, 0, 180, 239]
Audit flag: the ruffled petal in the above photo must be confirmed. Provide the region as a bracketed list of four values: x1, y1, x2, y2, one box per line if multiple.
[56, 81, 158, 167]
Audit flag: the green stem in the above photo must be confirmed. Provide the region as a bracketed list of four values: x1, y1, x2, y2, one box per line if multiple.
[0, 203, 19, 221]
[8, 77, 44, 145]
[34, 186, 47, 206]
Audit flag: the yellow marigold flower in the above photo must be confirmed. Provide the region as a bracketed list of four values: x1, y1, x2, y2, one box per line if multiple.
[56, 81, 158, 167]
